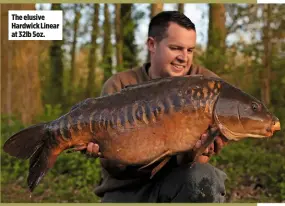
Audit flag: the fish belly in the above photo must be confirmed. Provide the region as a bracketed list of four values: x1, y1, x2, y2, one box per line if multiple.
[97, 108, 212, 165]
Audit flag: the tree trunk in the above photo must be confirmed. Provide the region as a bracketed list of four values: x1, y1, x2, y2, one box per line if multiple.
[147, 3, 164, 62]
[177, 4, 184, 13]
[68, 4, 81, 99]
[1, 4, 43, 125]
[206, 4, 226, 74]
[49, 3, 64, 105]
[151, 3, 163, 17]
[261, 4, 272, 106]
[115, 4, 123, 72]
[102, 4, 113, 82]
[86, 4, 99, 97]
[121, 4, 138, 69]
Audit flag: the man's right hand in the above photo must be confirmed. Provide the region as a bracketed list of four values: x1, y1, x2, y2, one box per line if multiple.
[84, 142, 101, 158]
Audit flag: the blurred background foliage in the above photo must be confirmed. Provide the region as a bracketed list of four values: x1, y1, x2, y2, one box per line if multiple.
[1, 3, 285, 203]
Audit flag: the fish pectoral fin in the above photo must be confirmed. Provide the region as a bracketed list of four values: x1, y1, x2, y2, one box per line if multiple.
[150, 156, 171, 179]
[138, 150, 172, 171]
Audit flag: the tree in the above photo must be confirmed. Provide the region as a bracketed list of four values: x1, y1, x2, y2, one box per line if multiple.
[102, 4, 113, 82]
[151, 3, 163, 17]
[115, 4, 123, 72]
[147, 3, 164, 61]
[86, 4, 99, 97]
[1, 4, 43, 124]
[223, 4, 284, 106]
[177, 4, 184, 13]
[68, 4, 81, 100]
[121, 4, 139, 69]
[206, 4, 227, 74]
[49, 3, 64, 105]
[260, 4, 272, 106]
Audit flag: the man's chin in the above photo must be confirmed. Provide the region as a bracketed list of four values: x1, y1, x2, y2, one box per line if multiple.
[168, 70, 186, 77]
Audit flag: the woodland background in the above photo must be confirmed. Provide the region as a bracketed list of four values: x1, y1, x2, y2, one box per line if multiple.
[1, 3, 285, 203]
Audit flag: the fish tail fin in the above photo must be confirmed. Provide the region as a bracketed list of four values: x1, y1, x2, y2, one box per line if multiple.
[3, 123, 47, 159]
[27, 144, 58, 192]
[3, 122, 59, 192]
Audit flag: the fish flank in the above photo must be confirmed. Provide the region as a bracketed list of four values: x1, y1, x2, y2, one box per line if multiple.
[170, 92, 182, 112]
[162, 98, 170, 114]
[203, 87, 208, 99]
[119, 109, 126, 127]
[112, 112, 118, 129]
[127, 105, 135, 126]
[141, 104, 149, 124]
[89, 112, 96, 133]
[104, 119, 109, 130]
[135, 104, 143, 122]
[59, 120, 68, 141]
[144, 102, 152, 123]
[208, 81, 215, 90]
[98, 111, 104, 130]
[152, 102, 162, 120]
[46, 128, 58, 147]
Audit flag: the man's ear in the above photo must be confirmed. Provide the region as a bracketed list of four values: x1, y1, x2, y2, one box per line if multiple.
[147, 37, 156, 53]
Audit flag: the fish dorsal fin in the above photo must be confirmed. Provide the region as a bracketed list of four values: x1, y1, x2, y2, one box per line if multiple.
[121, 77, 166, 92]
[121, 75, 205, 92]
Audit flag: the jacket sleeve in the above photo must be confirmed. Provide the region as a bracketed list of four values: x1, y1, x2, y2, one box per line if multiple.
[100, 74, 124, 96]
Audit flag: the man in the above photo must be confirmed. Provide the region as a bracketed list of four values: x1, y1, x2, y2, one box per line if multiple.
[85, 11, 228, 202]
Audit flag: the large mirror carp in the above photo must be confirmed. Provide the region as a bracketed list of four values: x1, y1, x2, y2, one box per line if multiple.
[3, 75, 281, 192]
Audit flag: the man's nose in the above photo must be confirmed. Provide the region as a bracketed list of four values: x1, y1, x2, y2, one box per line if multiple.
[177, 51, 187, 62]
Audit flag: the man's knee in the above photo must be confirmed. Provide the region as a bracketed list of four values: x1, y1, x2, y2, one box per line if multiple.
[158, 163, 227, 203]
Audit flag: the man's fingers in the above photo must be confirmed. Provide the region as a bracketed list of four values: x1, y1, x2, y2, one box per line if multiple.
[204, 147, 209, 154]
[86, 142, 101, 157]
[91, 143, 100, 155]
[208, 142, 214, 154]
[202, 142, 214, 156]
[195, 140, 202, 149]
[87, 142, 94, 153]
[201, 133, 208, 144]
[214, 136, 227, 153]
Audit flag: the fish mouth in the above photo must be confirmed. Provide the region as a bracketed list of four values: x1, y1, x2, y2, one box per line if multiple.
[264, 118, 281, 137]
[271, 117, 281, 132]
[214, 112, 270, 141]
[217, 123, 269, 141]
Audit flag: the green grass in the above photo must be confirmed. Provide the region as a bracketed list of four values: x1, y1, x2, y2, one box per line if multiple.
[210, 134, 285, 202]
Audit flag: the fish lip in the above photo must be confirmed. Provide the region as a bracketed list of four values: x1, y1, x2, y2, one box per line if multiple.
[271, 120, 281, 132]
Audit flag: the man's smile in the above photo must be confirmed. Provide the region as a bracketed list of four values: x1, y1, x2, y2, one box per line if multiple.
[171, 63, 186, 72]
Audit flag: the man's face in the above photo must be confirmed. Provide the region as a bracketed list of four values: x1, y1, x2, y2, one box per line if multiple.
[148, 22, 196, 78]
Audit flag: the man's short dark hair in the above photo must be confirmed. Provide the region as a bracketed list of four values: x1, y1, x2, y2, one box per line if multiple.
[148, 11, 196, 42]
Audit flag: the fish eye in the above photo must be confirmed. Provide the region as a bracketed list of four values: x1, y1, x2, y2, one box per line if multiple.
[251, 102, 259, 112]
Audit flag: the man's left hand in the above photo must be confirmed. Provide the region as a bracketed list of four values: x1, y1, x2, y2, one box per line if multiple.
[197, 134, 228, 163]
